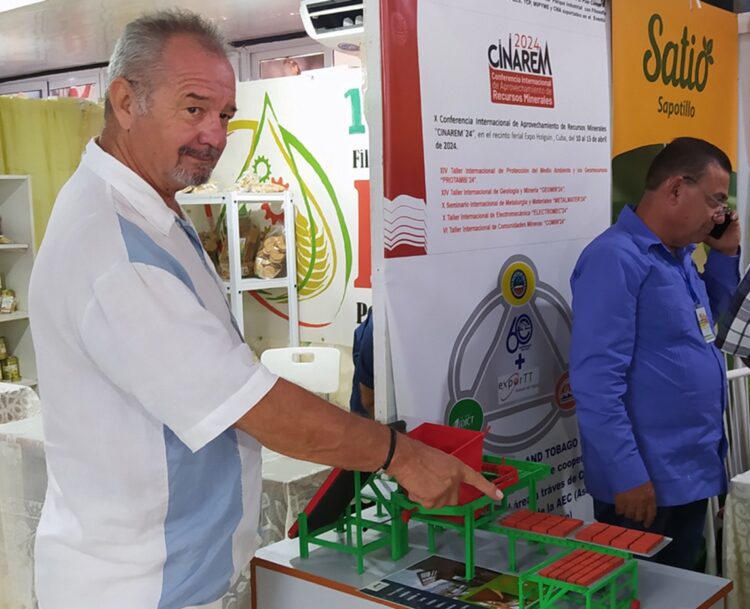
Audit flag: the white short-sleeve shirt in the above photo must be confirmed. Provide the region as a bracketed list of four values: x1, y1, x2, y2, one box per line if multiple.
[29, 140, 279, 609]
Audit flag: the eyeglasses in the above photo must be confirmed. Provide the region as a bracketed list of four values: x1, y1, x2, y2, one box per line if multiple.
[681, 175, 729, 216]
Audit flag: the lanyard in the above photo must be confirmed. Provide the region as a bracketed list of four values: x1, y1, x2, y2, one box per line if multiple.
[676, 259, 700, 305]
[672, 251, 716, 343]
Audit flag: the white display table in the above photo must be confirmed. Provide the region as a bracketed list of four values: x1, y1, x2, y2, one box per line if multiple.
[724, 469, 750, 609]
[252, 525, 733, 609]
[0, 410, 329, 609]
[260, 449, 331, 545]
[0, 383, 41, 609]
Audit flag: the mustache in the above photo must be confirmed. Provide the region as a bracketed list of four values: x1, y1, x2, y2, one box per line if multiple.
[178, 145, 221, 162]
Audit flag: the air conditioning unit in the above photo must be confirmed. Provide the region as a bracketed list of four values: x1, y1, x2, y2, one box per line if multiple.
[299, 0, 363, 55]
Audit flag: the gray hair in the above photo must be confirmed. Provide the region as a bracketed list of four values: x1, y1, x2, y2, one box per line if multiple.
[105, 9, 229, 114]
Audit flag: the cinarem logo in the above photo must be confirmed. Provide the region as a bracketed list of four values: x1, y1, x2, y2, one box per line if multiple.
[642, 13, 714, 92]
[487, 33, 555, 109]
[487, 35, 553, 76]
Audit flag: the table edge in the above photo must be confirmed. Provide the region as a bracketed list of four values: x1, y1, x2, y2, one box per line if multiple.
[251, 556, 404, 609]
[251, 556, 735, 609]
[696, 579, 733, 609]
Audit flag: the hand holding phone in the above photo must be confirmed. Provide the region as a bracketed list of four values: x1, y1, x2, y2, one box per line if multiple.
[710, 212, 732, 240]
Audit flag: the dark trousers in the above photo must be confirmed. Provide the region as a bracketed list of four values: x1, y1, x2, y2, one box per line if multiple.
[593, 498, 708, 571]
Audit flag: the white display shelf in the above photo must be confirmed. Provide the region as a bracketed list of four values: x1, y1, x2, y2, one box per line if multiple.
[10, 377, 36, 388]
[176, 190, 299, 345]
[0, 244, 29, 252]
[177, 191, 287, 205]
[0, 311, 29, 323]
[0, 176, 37, 389]
[221, 277, 289, 291]
[238, 277, 289, 291]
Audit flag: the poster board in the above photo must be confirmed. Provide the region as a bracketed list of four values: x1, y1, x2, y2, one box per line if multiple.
[611, 0, 738, 220]
[205, 67, 372, 349]
[375, 0, 611, 517]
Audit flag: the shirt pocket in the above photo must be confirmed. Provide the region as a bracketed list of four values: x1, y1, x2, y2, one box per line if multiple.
[637, 284, 697, 344]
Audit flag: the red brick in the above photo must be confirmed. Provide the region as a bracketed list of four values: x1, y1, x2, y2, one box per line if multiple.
[628, 532, 664, 554]
[539, 549, 586, 579]
[515, 511, 549, 530]
[531, 515, 564, 534]
[573, 556, 623, 586]
[591, 525, 628, 546]
[547, 518, 584, 538]
[575, 564, 610, 586]
[562, 558, 595, 582]
[500, 509, 531, 527]
[609, 529, 643, 550]
[575, 522, 608, 541]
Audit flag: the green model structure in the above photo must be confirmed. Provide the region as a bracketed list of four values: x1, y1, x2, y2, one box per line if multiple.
[292, 422, 660, 609]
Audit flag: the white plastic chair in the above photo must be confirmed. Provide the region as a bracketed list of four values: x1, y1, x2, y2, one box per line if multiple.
[260, 347, 341, 395]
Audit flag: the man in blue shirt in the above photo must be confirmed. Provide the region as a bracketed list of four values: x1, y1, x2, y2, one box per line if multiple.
[350, 307, 374, 417]
[570, 137, 740, 570]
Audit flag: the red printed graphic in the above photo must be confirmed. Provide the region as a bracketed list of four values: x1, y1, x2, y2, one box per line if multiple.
[489, 68, 555, 108]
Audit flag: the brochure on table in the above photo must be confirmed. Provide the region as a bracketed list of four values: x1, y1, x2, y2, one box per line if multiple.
[361, 555, 531, 609]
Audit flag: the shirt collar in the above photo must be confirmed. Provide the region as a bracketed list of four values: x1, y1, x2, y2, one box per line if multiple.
[616, 204, 695, 259]
[81, 139, 178, 236]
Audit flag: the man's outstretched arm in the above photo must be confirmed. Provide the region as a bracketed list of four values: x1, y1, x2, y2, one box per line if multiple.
[234, 378, 502, 509]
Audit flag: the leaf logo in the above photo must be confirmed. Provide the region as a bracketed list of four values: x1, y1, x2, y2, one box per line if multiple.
[228, 94, 353, 328]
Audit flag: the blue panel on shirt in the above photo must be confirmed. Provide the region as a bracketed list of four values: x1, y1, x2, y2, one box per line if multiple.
[117, 214, 243, 608]
[116, 215, 204, 307]
[159, 428, 243, 609]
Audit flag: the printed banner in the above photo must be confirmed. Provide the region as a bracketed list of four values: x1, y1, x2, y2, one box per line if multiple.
[201, 68, 372, 346]
[380, 0, 610, 517]
[612, 0, 738, 218]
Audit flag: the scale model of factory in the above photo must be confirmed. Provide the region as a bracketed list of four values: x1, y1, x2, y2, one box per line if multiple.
[288, 422, 668, 609]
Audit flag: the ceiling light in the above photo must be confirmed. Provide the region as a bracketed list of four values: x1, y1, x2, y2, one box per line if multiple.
[0, 0, 45, 13]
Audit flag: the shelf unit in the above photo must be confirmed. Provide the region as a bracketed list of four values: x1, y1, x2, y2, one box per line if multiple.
[0, 175, 37, 387]
[177, 191, 300, 346]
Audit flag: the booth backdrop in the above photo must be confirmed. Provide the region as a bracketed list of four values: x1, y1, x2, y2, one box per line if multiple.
[378, 0, 611, 517]
[209, 67, 372, 349]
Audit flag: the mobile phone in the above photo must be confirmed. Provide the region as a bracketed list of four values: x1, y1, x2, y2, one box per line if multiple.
[710, 212, 732, 239]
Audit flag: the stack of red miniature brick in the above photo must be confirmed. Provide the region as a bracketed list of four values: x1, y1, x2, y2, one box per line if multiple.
[500, 509, 663, 554]
[537, 548, 624, 586]
[574, 522, 662, 554]
[500, 508, 583, 537]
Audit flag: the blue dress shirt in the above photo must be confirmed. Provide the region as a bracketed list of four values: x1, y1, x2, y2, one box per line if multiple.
[570, 205, 739, 506]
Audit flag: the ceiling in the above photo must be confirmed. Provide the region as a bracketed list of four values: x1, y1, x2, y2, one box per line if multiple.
[0, 0, 742, 83]
[0, 0, 305, 81]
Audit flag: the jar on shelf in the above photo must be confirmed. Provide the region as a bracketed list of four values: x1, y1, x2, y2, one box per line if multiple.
[0, 289, 16, 314]
[2, 356, 21, 382]
[0, 337, 8, 360]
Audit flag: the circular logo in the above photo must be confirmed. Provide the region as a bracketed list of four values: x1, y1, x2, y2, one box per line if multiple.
[500, 260, 537, 307]
[447, 398, 484, 431]
[511, 270, 527, 299]
[516, 314, 533, 345]
[506, 313, 534, 354]
[554, 371, 576, 412]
